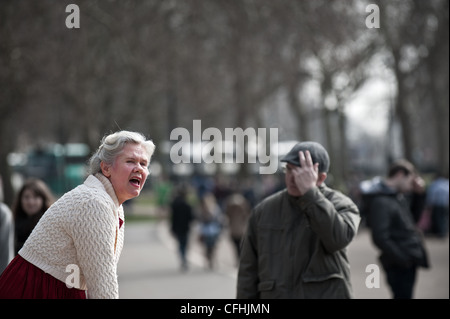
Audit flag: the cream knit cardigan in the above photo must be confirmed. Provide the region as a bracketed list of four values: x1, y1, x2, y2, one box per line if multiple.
[19, 173, 125, 299]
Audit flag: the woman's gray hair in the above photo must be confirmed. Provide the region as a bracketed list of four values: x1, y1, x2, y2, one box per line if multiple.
[88, 131, 156, 175]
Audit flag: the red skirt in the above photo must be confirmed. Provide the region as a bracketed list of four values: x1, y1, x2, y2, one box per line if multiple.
[0, 255, 86, 299]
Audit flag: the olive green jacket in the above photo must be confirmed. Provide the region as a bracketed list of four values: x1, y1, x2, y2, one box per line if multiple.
[237, 185, 360, 299]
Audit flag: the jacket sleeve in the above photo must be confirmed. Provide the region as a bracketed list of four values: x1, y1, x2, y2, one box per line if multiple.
[297, 186, 361, 253]
[236, 209, 259, 299]
[70, 200, 119, 299]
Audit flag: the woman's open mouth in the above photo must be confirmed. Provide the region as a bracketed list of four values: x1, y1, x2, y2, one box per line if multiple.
[129, 176, 142, 188]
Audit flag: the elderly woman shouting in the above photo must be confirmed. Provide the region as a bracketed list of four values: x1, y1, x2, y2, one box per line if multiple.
[0, 131, 155, 299]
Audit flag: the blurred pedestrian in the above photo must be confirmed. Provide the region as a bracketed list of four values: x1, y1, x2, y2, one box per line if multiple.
[198, 192, 223, 270]
[237, 141, 361, 299]
[12, 178, 55, 254]
[0, 131, 155, 299]
[224, 193, 250, 264]
[0, 202, 14, 274]
[366, 159, 429, 299]
[155, 174, 173, 218]
[170, 184, 194, 271]
[425, 172, 449, 238]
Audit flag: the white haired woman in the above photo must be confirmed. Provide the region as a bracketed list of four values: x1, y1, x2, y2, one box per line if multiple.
[0, 131, 155, 299]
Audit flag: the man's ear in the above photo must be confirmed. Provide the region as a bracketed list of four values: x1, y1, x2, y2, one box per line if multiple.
[316, 172, 327, 186]
[100, 161, 111, 177]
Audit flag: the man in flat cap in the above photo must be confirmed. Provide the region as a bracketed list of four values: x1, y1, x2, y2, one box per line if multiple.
[237, 141, 360, 299]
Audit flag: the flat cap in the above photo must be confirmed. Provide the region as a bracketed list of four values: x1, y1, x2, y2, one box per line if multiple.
[280, 141, 330, 173]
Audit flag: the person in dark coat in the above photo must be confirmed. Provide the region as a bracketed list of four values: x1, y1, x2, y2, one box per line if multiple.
[170, 184, 194, 271]
[237, 141, 360, 299]
[366, 159, 429, 299]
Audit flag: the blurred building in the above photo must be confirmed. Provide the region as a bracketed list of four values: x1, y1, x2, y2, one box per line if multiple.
[8, 143, 90, 196]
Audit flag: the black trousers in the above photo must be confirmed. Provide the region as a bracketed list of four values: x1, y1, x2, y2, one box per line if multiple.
[431, 205, 449, 237]
[384, 265, 417, 299]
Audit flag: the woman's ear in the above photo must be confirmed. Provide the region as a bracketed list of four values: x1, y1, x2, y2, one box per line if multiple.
[100, 161, 111, 177]
[316, 172, 327, 186]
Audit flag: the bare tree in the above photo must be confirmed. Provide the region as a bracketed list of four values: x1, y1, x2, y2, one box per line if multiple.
[377, 0, 449, 173]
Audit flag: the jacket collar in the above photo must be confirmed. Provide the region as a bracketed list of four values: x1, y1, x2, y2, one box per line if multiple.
[84, 173, 120, 208]
[95, 173, 120, 208]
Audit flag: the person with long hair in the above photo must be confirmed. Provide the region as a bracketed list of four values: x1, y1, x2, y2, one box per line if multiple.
[13, 178, 55, 254]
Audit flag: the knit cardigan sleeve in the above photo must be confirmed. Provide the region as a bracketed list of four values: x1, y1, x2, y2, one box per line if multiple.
[69, 195, 119, 299]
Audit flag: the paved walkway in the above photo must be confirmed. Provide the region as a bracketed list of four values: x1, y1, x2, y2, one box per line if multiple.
[117, 220, 449, 299]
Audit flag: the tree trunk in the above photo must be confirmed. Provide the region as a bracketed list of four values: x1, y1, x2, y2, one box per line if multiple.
[393, 50, 414, 162]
